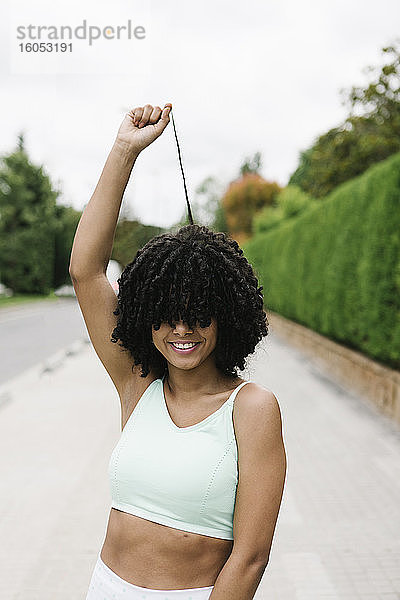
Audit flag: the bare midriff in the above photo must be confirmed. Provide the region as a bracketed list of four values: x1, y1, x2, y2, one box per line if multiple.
[100, 508, 234, 590]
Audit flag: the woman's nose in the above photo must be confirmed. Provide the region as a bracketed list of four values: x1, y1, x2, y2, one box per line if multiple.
[173, 320, 193, 334]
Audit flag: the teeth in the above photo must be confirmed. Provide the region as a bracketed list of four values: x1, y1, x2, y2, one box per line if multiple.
[171, 342, 198, 349]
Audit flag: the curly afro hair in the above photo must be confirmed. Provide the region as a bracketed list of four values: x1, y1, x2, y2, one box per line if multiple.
[110, 224, 269, 378]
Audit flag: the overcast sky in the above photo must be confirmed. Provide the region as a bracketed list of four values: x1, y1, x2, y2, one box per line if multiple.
[1, 0, 399, 228]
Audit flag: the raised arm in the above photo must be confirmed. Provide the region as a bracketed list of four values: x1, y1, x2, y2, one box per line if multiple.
[68, 103, 171, 397]
[69, 103, 172, 278]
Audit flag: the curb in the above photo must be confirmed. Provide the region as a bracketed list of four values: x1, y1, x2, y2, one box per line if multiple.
[268, 310, 400, 428]
[0, 337, 92, 410]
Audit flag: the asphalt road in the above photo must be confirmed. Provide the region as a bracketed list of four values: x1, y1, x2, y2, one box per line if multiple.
[0, 297, 89, 386]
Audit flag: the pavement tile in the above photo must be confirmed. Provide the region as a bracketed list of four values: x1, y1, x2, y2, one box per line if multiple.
[1, 331, 399, 599]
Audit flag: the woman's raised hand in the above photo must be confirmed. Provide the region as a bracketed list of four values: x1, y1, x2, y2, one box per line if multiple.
[116, 103, 172, 155]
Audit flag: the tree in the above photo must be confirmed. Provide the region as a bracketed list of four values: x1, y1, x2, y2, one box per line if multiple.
[289, 39, 400, 197]
[221, 173, 281, 243]
[193, 176, 223, 227]
[173, 175, 229, 233]
[239, 151, 262, 176]
[53, 205, 82, 288]
[342, 42, 400, 128]
[0, 133, 60, 294]
[173, 153, 267, 238]
[111, 217, 165, 268]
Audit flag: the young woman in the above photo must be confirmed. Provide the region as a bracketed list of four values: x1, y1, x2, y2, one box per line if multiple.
[69, 103, 287, 600]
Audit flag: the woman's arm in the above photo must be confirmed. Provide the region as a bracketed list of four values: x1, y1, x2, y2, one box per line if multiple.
[208, 553, 267, 600]
[209, 385, 287, 599]
[69, 103, 171, 279]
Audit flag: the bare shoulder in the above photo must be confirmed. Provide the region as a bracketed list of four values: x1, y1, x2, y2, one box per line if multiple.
[233, 381, 283, 443]
[231, 382, 287, 563]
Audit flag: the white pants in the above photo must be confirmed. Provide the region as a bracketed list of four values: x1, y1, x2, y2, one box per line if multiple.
[85, 553, 214, 600]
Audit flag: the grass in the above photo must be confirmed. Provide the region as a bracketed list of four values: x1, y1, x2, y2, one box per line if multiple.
[0, 291, 64, 309]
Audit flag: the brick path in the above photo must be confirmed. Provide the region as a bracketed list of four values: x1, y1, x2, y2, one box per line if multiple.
[0, 332, 399, 599]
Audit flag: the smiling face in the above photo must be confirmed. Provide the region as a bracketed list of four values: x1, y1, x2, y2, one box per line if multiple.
[151, 318, 218, 371]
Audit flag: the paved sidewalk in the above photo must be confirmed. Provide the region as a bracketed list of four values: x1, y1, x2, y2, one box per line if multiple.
[0, 332, 399, 599]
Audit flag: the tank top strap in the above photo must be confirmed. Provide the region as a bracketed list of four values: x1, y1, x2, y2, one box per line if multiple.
[227, 380, 251, 407]
[160, 374, 251, 412]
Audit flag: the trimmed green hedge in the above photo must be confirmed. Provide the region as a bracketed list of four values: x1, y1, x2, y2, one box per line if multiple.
[242, 152, 400, 369]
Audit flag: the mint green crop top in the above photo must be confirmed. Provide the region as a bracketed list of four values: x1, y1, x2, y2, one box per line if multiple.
[108, 375, 251, 540]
